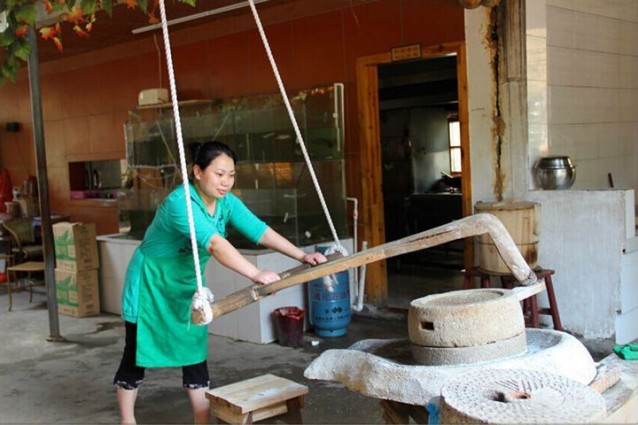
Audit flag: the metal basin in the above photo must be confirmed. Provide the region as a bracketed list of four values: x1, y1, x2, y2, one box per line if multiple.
[534, 156, 576, 190]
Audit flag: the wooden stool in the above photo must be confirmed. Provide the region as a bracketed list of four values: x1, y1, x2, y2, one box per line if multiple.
[5, 261, 45, 311]
[462, 266, 563, 331]
[206, 374, 308, 424]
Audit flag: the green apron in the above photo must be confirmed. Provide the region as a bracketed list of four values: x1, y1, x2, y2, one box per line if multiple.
[120, 186, 267, 368]
[135, 253, 209, 368]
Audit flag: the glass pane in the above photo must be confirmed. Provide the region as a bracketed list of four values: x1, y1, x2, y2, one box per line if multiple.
[120, 84, 348, 247]
[449, 120, 461, 147]
[450, 147, 462, 174]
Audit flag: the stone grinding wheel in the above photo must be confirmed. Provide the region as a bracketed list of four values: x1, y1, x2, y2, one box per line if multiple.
[439, 369, 607, 424]
[410, 332, 527, 366]
[408, 289, 525, 348]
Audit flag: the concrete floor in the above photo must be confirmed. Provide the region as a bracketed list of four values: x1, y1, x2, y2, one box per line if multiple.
[0, 286, 615, 424]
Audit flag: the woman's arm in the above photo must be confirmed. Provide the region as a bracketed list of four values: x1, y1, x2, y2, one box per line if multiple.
[207, 234, 280, 284]
[258, 227, 326, 265]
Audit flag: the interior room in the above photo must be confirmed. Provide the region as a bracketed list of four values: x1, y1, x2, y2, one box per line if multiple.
[0, 0, 637, 423]
[376, 55, 466, 309]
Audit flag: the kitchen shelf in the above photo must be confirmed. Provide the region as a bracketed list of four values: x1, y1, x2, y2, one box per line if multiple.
[135, 99, 214, 110]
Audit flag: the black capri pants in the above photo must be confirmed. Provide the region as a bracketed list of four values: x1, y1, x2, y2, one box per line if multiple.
[113, 321, 210, 390]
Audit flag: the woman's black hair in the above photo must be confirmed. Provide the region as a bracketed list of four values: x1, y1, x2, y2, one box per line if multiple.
[188, 141, 237, 171]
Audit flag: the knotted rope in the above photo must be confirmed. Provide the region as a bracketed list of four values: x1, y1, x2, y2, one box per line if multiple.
[247, 0, 348, 290]
[157, 0, 212, 324]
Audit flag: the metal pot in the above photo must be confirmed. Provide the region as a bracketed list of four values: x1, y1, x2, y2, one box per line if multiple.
[534, 156, 576, 190]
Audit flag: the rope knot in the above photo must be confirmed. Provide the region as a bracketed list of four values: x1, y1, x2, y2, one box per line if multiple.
[320, 244, 349, 292]
[191, 286, 215, 326]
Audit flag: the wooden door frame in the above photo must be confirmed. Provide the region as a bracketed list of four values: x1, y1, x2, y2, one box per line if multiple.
[356, 41, 472, 306]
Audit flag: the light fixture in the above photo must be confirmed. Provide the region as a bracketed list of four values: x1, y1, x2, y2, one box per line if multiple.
[132, 0, 271, 34]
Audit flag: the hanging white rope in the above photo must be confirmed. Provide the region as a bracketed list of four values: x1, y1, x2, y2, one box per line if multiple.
[158, 0, 212, 325]
[247, 0, 346, 259]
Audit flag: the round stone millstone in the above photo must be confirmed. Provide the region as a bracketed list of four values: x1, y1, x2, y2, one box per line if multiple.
[439, 368, 607, 424]
[408, 288, 525, 348]
[410, 332, 526, 366]
[303, 329, 598, 406]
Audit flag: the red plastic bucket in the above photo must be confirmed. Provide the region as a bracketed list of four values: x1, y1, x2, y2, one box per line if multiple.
[273, 307, 305, 348]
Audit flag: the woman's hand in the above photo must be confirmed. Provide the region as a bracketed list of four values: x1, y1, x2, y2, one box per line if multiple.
[302, 252, 327, 265]
[251, 270, 281, 285]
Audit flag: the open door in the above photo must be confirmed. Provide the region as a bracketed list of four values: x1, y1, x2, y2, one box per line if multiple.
[356, 42, 472, 307]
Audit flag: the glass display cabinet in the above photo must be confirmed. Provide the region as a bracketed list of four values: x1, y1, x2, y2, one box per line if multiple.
[120, 83, 347, 248]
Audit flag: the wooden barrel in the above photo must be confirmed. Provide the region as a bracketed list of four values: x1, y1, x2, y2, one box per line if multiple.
[474, 201, 539, 273]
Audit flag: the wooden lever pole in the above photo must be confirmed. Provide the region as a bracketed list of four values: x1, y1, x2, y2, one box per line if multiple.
[207, 213, 537, 320]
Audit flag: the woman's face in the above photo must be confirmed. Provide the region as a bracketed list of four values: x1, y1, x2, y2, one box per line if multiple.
[193, 153, 235, 201]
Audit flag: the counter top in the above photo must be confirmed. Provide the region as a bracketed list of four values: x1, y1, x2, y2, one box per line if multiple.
[96, 233, 274, 254]
[70, 199, 118, 208]
[96, 233, 142, 247]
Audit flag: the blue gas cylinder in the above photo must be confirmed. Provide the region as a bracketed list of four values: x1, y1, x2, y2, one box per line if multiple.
[308, 247, 351, 337]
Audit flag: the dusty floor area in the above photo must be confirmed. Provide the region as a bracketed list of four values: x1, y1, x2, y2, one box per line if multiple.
[0, 285, 615, 424]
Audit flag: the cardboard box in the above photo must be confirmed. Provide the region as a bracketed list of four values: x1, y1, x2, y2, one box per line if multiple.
[53, 222, 99, 272]
[56, 268, 100, 318]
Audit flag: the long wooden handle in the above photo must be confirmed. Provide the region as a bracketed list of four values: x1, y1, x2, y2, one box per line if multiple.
[512, 280, 545, 301]
[208, 213, 536, 319]
[277, 253, 343, 280]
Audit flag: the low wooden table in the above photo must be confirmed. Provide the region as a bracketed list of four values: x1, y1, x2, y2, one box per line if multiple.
[206, 374, 308, 424]
[5, 261, 45, 311]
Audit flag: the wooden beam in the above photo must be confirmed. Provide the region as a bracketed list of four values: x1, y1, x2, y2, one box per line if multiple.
[356, 53, 391, 305]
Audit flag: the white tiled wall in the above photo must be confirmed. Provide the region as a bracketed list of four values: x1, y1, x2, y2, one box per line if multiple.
[527, 0, 550, 164]
[545, 0, 638, 193]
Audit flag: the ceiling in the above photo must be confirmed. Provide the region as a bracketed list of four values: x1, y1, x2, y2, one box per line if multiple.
[35, 0, 284, 63]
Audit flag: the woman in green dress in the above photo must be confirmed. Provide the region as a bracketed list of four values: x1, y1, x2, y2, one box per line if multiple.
[113, 141, 327, 424]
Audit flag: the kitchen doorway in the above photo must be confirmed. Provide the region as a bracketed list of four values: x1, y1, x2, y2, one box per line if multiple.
[356, 43, 472, 308]
[378, 55, 465, 309]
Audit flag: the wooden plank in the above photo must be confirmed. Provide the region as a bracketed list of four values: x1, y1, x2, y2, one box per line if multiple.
[208, 374, 279, 402]
[211, 400, 295, 424]
[206, 214, 536, 320]
[210, 403, 248, 424]
[589, 364, 620, 394]
[250, 401, 289, 422]
[455, 41, 475, 271]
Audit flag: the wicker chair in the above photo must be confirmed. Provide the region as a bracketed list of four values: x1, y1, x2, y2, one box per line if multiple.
[2, 217, 43, 263]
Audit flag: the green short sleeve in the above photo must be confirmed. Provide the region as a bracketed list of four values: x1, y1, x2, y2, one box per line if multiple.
[224, 193, 268, 244]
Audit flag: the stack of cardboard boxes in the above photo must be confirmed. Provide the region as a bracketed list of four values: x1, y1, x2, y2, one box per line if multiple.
[53, 222, 100, 317]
